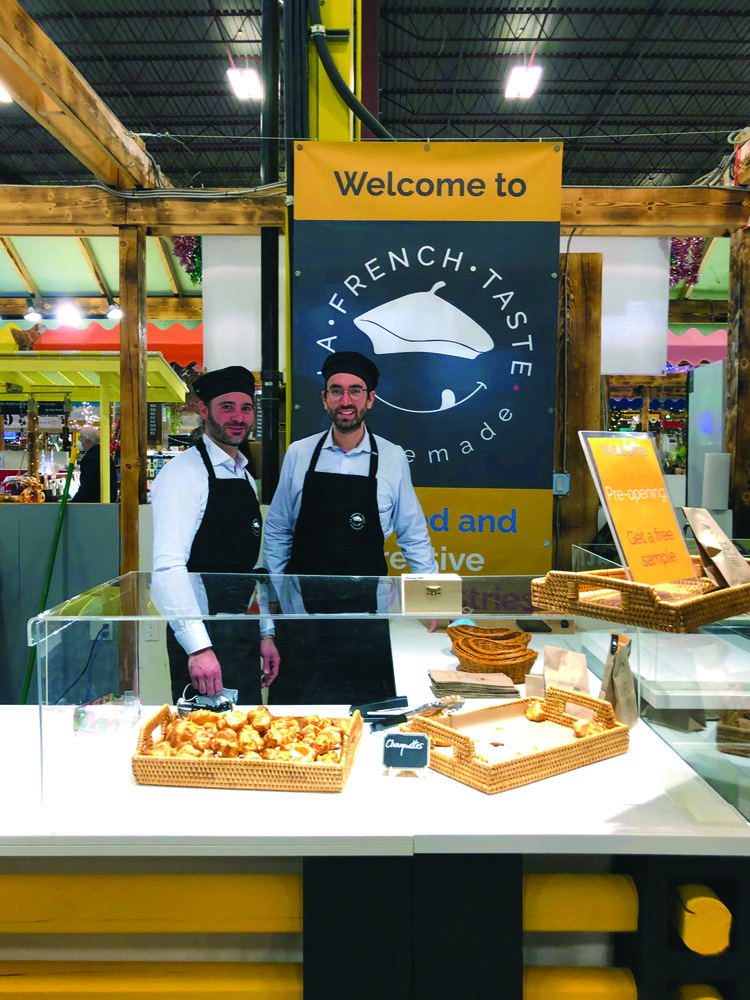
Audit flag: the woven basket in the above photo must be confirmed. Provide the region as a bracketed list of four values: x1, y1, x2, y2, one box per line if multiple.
[531, 562, 750, 633]
[447, 624, 530, 644]
[451, 635, 538, 683]
[132, 705, 363, 793]
[402, 685, 628, 794]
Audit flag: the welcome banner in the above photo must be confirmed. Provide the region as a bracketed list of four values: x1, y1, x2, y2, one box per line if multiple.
[292, 142, 562, 574]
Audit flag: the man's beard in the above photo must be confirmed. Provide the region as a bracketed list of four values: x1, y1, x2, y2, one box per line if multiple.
[326, 401, 368, 434]
[205, 410, 251, 447]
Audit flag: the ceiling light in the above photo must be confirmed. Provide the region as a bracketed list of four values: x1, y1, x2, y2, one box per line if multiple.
[226, 67, 263, 101]
[24, 300, 42, 323]
[56, 302, 82, 326]
[504, 64, 543, 100]
[106, 301, 123, 321]
[0, 83, 12, 104]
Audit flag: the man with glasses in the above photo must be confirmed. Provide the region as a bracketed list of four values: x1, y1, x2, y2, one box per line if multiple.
[263, 351, 437, 704]
[151, 365, 280, 705]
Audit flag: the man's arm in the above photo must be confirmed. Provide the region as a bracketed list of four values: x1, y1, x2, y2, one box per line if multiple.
[150, 454, 215, 664]
[389, 449, 439, 574]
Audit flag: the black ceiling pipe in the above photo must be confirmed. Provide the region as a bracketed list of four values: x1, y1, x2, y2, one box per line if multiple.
[306, 0, 394, 141]
[260, 0, 282, 503]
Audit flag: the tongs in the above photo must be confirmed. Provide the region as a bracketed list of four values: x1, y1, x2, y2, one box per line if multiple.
[368, 695, 465, 731]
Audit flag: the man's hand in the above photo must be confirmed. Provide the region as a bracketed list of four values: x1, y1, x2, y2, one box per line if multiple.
[188, 647, 223, 695]
[260, 635, 280, 688]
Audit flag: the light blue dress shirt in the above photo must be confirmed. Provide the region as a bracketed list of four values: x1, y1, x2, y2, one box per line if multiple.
[262, 426, 438, 576]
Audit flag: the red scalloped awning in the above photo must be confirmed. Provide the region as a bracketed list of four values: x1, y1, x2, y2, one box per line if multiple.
[667, 327, 726, 367]
[32, 322, 203, 368]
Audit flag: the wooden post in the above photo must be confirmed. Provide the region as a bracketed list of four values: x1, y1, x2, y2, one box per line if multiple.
[118, 226, 147, 572]
[726, 229, 750, 537]
[554, 253, 603, 570]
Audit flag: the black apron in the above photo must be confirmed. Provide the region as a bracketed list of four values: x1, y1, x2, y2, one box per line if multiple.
[268, 429, 396, 705]
[167, 438, 263, 703]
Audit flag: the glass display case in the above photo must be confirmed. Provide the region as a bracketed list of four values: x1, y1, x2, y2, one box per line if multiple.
[25, 570, 750, 823]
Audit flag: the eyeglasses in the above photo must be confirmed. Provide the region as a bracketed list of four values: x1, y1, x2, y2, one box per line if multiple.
[325, 386, 367, 400]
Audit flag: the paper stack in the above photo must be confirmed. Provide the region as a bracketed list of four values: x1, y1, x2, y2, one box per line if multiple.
[429, 669, 519, 699]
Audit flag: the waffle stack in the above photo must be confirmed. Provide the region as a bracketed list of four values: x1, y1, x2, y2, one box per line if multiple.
[447, 626, 538, 685]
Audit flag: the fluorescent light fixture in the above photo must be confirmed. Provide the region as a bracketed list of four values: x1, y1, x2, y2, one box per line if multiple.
[0, 83, 12, 104]
[56, 302, 82, 326]
[106, 301, 123, 321]
[504, 64, 543, 99]
[24, 300, 42, 323]
[226, 67, 263, 101]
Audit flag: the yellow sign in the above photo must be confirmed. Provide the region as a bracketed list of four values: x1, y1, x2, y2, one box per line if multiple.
[294, 141, 563, 222]
[384, 486, 553, 577]
[580, 432, 696, 585]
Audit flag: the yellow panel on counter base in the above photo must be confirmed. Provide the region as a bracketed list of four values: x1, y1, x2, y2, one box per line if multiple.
[669, 884, 732, 955]
[523, 967, 637, 1000]
[523, 874, 638, 932]
[0, 874, 302, 935]
[0, 962, 301, 998]
[670, 986, 725, 1000]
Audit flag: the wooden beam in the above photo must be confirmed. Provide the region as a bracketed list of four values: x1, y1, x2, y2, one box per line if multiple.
[0, 296, 202, 320]
[554, 253, 603, 570]
[76, 237, 111, 300]
[0, 237, 40, 297]
[0, 183, 744, 237]
[119, 227, 148, 577]
[561, 186, 750, 237]
[0, 185, 286, 234]
[668, 299, 728, 325]
[156, 237, 182, 297]
[0, 0, 162, 190]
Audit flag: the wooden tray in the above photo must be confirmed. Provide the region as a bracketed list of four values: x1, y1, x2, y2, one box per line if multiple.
[132, 705, 363, 792]
[402, 686, 628, 794]
[531, 564, 750, 633]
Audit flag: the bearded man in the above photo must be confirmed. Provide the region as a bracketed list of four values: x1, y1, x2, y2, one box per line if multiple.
[151, 365, 279, 704]
[262, 351, 437, 704]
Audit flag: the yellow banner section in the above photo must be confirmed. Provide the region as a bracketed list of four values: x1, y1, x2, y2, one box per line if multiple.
[294, 141, 563, 223]
[585, 434, 696, 585]
[384, 486, 553, 576]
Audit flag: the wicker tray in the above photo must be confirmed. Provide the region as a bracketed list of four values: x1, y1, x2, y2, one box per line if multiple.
[531, 565, 750, 633]
[132, 705, 363, 792]
[401, 686, 628, 794]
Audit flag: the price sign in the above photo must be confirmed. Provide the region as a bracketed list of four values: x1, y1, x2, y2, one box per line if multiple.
[382, 732, 429, 769]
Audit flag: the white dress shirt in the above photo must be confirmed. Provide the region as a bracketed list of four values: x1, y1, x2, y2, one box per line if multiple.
[262, 426, 438, 576]
[151, 435, 269, 654]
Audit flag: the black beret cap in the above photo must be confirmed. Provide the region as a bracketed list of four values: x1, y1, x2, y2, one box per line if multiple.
[193, 365, 255, 403]
[321, 351, 379, 391]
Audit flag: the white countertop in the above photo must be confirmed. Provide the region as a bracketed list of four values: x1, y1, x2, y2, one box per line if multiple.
[3, 619, 749, 858]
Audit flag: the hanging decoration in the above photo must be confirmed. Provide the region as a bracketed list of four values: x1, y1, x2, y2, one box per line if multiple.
[172, 235, 203, 285]
[669, 237, 705, 288]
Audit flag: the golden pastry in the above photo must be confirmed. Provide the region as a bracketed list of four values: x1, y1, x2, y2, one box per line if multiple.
[525, 700, 546, 722]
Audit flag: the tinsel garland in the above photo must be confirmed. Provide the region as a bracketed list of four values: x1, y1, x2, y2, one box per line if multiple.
[669, 236, 704, 288]
[172, 235, 203, 285]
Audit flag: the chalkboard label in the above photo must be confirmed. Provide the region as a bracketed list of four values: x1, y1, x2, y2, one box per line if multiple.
[383, 732, 429, 769]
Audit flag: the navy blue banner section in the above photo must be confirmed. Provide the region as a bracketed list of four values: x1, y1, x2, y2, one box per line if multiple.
[291, 220, 560, 490]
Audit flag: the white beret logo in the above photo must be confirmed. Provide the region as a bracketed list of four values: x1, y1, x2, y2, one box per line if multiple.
[350, 512, 366, 530]
[251, 518, 261, 536]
